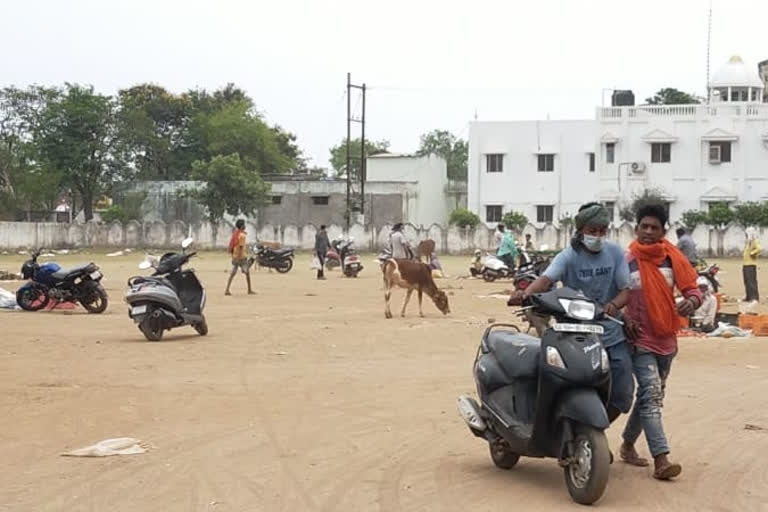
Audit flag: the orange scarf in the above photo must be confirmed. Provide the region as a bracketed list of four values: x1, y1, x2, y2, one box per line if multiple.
[228, 229, 243, 253]
[629, 238, 698, 337]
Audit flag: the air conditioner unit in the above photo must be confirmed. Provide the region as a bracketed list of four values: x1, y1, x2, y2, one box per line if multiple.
[629, 161, 646, 174]
[709, 144, 722, 164]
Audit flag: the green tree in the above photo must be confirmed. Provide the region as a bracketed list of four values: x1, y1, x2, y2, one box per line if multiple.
[502, 210, 528, 231]
[329, 138, 390, 179]
[706, 202, 735, 229]
[733, 202, 768, 227]
[117, 84, 191, 180]
[680, 209, 709, 230]
[645, 88, 703, 105]
[416, 129, 468, 180]
[448, 208, 481, 228]
[36, 84, 123, 221]
[271, 125, 306, 172]
[620, 187, 668, 222]
[185, 154, 270, 229]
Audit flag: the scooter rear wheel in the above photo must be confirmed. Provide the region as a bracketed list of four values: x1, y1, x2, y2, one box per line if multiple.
[564, 425, 610, 505]
[193, 315, 208, 336]
[489, 440, 520, 469]
[140, 321, 164, 342]
[482, 270, 497, 283]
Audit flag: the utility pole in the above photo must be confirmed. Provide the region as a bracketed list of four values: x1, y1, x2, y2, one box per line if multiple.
[345, 73, 366, 229]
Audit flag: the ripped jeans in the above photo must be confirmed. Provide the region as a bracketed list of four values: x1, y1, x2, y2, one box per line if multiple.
[622, 346, 676, 457]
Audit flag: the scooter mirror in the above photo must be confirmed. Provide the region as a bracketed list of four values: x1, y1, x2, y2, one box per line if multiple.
[138, 260, 152, 270]
[181, 237, 194, 249]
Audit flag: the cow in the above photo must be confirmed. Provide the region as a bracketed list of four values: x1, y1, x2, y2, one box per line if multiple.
[382, 258, 450, 318]
[415, 239, 436, 263]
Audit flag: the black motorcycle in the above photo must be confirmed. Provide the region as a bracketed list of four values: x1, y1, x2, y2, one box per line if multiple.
[248, 243, 294, 273]
[16, 250, 108, 313]
[457, 287, 613, 505]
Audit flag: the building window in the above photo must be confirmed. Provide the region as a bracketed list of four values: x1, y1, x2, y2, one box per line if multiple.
[311, 196, 329, 206]
[537, 154, 555, 172]
[486, 154, 504, 173]
[603, 201, 615, 223]
[606, 142, 615, 164]
[536, 205, 554, 223]
[709, 141, 732, 163]
[271, 195, 282, 205]
[486, 205, 503, 223]
[589, 153, 595, 172]
[651, 143, 671, 163]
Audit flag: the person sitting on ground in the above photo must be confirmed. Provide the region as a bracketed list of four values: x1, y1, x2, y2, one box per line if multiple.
[524, 233, 535, 252]
[693, 277, 717, 332]
[225, 219, 255, 296]
[675, 227, 697, 266]
[620, 203, 702, 480]
[496, 224, 517, 270]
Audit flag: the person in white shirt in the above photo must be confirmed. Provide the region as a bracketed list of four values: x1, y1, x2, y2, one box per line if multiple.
[694, 276, 717, 332]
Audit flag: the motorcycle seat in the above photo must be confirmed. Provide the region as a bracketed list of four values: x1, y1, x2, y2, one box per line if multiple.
[486, 331, 541, 379]
[51, 264, 93, 280]
[263, 247, 292, 256]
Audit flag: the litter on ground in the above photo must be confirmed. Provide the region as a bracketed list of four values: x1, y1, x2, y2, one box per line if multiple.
[62, 437, 147, 457]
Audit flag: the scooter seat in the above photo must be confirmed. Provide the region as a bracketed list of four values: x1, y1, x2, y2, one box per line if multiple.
[486, 331, 541, 379]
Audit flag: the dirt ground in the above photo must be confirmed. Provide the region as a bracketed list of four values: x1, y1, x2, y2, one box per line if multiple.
[1, 250, 767, 511]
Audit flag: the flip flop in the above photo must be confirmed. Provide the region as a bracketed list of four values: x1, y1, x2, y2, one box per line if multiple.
[620, 447, 650, 467]
[653, 462, 682, 480]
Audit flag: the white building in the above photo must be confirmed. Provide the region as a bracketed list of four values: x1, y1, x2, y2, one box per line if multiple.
[468, 56, 768, 226]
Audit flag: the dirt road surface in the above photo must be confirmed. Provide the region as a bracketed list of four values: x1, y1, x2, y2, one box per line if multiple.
[1, 251, 767, 511]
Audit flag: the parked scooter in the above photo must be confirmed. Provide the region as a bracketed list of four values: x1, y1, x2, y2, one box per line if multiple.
[16, 250, 108, 313]
[125, 238, 207, 341]
[696, 258, 721, 293]
[248, 240, 294, 273]
[477, 253, 514, 282]
[326, 237, 364, 277]
[457, 287, 613, 505]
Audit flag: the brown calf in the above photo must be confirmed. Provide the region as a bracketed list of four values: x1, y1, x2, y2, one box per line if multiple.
[416, 239, 436, 262]
[382, 258, 450, 318]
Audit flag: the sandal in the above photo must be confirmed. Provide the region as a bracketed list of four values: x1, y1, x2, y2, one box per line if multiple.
[620, 446, 650, 467]
[653, 462, 682, 480]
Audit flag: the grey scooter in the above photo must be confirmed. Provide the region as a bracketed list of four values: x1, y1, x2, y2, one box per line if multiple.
[125, 238, 207, 341]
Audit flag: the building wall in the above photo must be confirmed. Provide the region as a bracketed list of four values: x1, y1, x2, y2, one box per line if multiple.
[367, 154, 450, 227]
[468, 120, 597, 226]
[469, 106, 768, 225]
[760, 60, 768, 102]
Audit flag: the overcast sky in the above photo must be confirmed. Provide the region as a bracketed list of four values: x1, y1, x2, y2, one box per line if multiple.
[2, 0, 767, 168]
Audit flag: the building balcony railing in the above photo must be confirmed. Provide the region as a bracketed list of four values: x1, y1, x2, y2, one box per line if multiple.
[598, 103, 768, 120]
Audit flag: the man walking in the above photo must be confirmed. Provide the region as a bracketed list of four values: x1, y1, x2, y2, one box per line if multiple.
[510, 202, 634, 424]
[743, 227, 761, 302]
[620, 204, 701, 480]
[315, 225, 330, 280]
[225, 219, 254, 296]
[675, 227, 697, 266]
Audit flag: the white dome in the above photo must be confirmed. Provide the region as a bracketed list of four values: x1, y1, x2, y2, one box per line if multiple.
[710, 56, 764, 88]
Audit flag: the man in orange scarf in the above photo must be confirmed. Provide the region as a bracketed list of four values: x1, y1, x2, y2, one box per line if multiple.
[619, 204, 701, 480]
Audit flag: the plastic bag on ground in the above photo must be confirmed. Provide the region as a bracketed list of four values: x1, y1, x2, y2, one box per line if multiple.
[706, 322, 751, 338]
[0, 287, 20, 310]
[62, 437, 146, 457]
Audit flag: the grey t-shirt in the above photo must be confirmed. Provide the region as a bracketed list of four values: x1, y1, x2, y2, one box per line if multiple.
[543, 241, 630, 347]
[391, 231, 407, 259]
[677, 234, 697, 264]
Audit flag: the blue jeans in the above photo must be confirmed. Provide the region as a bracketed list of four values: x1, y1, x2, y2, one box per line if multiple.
[622, 347, 676, 457]
[606, 342, 635, 414]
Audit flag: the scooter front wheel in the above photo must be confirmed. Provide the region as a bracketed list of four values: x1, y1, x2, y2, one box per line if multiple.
[489, 440, 520, 469]
[564, 425, 610, 505]
[482, 270, 497, 283]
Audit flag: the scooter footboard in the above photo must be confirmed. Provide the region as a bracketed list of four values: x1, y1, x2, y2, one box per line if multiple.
[554, 388, 609, 430]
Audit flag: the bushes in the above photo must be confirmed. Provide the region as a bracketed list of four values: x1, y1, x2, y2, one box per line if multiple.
[681, 202, 768, 230]
[502, 210, 528, 231]
[100, 205, 126, 223]
[449, 208, 481, 228]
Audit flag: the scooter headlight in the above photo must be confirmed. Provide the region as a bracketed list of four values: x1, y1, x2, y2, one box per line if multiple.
[546, 346, 567, 369]
[600, 348, 610, 372]
[558, 299, 596, 321]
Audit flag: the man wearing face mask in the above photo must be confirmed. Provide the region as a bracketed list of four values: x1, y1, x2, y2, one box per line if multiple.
[509, 202, 634, 426]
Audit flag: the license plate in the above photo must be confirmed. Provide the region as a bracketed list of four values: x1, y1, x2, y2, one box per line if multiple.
[131, 305, 147, 315]
[552, 323, 604, 335]
[90, 271, 102, 280]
